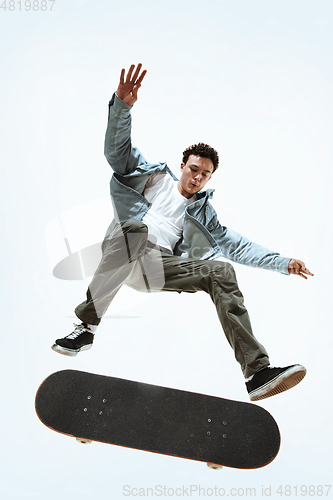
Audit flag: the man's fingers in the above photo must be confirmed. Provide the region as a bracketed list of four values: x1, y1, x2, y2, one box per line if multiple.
[137, 69, 147, 85]
[288, 259, 314, 278]
[117, 64, 147, 105]
[124, 63, 146, 85]
[295, 266, 314, 278]
[131, 63, 142, 83]
[126, 64, 135, 82]
[293, 263, 307, 279]
[125, 63, 143, 83]
[119, 68, 125, 85]
[300, 267, 314, 278]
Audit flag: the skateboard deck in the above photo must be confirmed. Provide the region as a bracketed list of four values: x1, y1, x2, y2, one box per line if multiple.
[35, 369, 280, 469]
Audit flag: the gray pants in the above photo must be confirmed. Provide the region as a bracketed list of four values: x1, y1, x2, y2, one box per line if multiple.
[75, 219, 270, 378]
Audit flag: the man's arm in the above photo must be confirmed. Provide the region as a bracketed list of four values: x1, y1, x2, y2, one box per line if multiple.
[104, 64, 147, 175]
[217, 226, 291, 274]
[216, 224, 313, 278]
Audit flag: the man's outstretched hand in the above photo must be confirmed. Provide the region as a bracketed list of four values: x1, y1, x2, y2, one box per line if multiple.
[116, 63, 147, 106]
[288, 259, 314, 279]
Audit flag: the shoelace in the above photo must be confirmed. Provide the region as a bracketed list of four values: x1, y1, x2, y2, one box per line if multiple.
[65, 323, 87, 340]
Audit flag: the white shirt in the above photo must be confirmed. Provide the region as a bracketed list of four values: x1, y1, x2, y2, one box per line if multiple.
[142, 173, 196, 252]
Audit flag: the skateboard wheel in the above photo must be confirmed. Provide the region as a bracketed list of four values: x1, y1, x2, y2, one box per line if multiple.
[76, 438, 92, 445]
[207, 463, 223, 470]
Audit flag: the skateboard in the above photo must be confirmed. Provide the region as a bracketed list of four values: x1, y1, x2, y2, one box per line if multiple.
[35, 369, 280, 470]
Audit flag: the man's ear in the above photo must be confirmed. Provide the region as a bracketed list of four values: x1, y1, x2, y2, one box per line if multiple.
[180, 162, 185, 172]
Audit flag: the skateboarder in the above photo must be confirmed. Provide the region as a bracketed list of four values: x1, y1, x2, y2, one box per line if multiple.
[52, 64, 314, 401]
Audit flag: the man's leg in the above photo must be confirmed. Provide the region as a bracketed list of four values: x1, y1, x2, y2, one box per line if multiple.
[52, 219, 149, 355]
[75, 219, 149, 325]
[159, 256, 270, 379]
[138, 253, 306, 400]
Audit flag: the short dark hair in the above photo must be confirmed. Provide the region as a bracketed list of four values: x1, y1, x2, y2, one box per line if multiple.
[182, 143, 219, 172]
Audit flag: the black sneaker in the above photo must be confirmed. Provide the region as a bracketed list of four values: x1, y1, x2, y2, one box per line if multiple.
[51, 323, 94, 357]
[246, 364, 306, 401]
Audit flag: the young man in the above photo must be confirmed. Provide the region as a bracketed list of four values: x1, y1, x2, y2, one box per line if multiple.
[52, 64, 314, 401]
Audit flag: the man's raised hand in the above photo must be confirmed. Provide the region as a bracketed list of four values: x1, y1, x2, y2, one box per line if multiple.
[116, 64, 147, 106]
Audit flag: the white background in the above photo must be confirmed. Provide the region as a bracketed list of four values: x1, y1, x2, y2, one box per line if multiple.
[0, 0, 332, 498]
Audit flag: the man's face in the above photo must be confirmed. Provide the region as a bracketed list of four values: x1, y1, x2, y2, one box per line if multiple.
[178, 155, 214, 199]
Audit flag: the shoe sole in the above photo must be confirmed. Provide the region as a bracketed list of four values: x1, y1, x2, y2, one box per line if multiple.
[51, 343, 93, 357]
[249, 365, 307, 401]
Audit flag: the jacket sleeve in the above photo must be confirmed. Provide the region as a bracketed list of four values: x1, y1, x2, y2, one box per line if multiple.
[215, 222, 291, 275]
[104, 93, 147, 174]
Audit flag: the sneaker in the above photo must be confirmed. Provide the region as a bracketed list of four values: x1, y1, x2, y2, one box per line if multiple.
[246, 364, 306, 401]
[51, 323, 94, 357]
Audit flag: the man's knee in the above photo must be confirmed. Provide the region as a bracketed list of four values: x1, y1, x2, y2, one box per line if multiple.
[210, 261, 236, 281]
[121, 218, 148, 235]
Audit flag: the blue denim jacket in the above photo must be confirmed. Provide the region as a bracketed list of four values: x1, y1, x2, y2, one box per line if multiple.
[104, 93, 291, 275]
